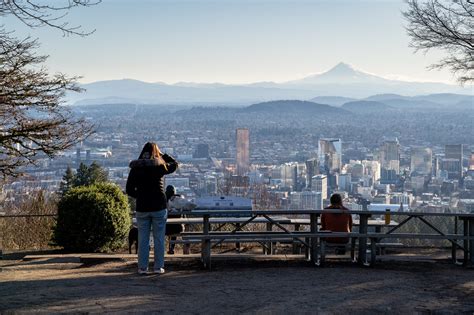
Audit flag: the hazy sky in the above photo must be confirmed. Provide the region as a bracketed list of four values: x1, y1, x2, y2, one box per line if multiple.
[4, 0, 459, 84]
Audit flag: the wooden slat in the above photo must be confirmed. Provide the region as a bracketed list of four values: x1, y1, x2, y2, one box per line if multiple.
[182, 232, 474, 241]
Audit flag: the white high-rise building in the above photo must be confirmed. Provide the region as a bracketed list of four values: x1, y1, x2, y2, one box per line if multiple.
[290, 191, 323, 210]
[362, 160, 381, 182]
[312, 174, 328, 200]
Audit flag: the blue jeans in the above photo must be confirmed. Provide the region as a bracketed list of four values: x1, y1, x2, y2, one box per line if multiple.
[136, 209, 168, 270]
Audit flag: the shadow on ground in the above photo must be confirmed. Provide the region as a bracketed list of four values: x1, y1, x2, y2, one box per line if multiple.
[1, 256, 473, 314]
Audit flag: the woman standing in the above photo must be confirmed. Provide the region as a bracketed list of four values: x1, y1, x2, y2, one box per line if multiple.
[126, 142, 178, 274]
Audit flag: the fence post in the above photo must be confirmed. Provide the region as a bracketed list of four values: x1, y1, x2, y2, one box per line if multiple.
[469, 219, 474, 265]
[310, 213, 318, 265]
[452, 216, 458, 263]
[265, 222, 272, 255]
[201, 214, 211, 270]
[464, 218, 469, 266]
[357, 202, 370, 265]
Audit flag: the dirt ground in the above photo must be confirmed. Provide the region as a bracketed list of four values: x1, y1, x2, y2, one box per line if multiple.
[1, 252, 474, 314]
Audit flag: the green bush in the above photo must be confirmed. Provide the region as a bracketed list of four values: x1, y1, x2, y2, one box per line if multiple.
[53, 182, 131, 252]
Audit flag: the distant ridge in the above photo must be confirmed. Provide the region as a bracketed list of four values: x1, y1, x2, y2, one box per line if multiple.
[363, 93, 473, 110]
[243, 100, 348, 114]
[309, 96, 357, 107]
[341, 100, 393, 112]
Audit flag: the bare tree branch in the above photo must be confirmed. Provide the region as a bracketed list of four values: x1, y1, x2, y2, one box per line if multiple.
[0, 0, 101, 36]
[403, 0, 474, 84]
[0, 33, 94, 178]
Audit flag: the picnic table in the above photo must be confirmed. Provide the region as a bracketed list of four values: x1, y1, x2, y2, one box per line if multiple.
[171, 209, 395, 268]
[167, 216, 398, 256]
[171, 209, 474, 269]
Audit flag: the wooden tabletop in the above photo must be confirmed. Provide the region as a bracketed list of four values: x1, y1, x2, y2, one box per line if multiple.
[166, 217, 398, 227]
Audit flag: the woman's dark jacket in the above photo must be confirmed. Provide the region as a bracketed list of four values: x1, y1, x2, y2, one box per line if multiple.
[126, 154, 178, 212]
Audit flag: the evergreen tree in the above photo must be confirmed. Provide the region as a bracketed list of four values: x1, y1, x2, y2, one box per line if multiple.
[73, 162, 108, 187]
[59, 166, 75, 196]
[74, 162, 90, 187]
[88, 161, 109, 184]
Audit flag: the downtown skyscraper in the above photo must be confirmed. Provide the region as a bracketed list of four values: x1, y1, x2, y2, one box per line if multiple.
[318, 138, 342, 174]
[443, 144, 463, 179]
[236, 128, 250, 175]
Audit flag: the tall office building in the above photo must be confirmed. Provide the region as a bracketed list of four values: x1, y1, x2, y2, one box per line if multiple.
[338, 173, 352, 192]
[280, 162, 298, 190]
[433, 154, 442, 178]
[236, 128, 250, 175]
[470, 151, 474, 171]
[318, 138, 342, 173]
[410, 147, 432, 176]
[379, 138, 400, 173]
[305, 158, 319, 188]
[444, 144, 463, 179]
[312, 174, 328, 200]
[441, 159, 462, 180]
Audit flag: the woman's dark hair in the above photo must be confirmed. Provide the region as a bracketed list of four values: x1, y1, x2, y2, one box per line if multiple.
[165, 185, 176, 201]
[330, 193, 343, 206]
[138, 142, 167, 170]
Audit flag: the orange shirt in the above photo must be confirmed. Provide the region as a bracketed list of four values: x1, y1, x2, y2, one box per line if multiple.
[321, 205, 353, 244]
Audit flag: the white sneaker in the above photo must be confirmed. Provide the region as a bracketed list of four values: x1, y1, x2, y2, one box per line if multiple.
[153, 268, 165, 274]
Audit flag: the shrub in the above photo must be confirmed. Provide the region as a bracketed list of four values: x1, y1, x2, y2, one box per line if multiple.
[1, 191, 57, 251]
[53, 182, 131, 252]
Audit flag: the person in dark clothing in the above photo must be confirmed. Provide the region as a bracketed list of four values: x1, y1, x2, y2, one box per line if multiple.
[126, 142, 178, 275]
[165, 185, 184, 254]
[321, 194, 353, 251]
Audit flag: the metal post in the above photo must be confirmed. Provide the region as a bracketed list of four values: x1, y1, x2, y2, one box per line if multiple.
[350, 237, 356, 262]
[293, 224, 300, 254]
[183, 216, 190, 255]
[375, 225, 382, 255]
[266, 222, 272, 255]
[358, 213, 369, 266]
[235, 223, 241, 252]
[452, 216, 458, 263]
[370, 237, 376, 266]
[202, 214, 211, 270]
[310, 213, 318, 265]
[464, 218, 469, 266]
[469, 219, 474, 265]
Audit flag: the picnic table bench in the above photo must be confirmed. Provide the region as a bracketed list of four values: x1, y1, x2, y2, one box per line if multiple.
[169, 209, 474, 270]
